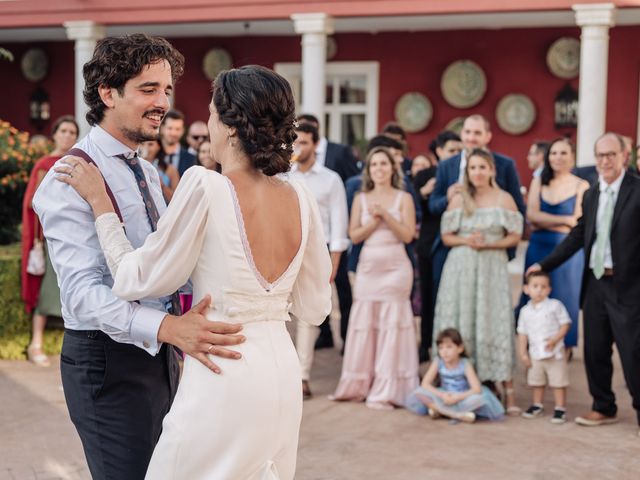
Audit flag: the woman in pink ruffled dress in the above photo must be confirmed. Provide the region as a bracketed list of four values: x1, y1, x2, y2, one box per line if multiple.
[331, 147, 419, 410]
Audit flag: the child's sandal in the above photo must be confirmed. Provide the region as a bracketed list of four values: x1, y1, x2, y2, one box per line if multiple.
[504, 388, 521, 416]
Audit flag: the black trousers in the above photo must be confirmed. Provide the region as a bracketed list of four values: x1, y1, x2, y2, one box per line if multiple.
[319, 249, 353, 343]
[60, 330, 180, 480]
[417, 251, 435, 353]
[583, 274, 640, 424]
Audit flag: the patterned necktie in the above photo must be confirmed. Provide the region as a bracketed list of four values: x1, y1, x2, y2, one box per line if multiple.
[592, 186, 615, 280]
[119, 153, 182, 315]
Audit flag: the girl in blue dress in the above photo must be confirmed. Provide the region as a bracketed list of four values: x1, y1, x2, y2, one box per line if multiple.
[406, 328, 504, 422]
[519, 138, 589, 353]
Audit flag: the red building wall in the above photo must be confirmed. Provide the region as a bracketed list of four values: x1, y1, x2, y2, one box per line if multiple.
[333, 26, 639, 181]
[1, 25, 638, 182]
[1, 41, 75, 135]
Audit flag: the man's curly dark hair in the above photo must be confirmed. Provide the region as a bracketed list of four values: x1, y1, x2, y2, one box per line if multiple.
[83, 33, 185, 126]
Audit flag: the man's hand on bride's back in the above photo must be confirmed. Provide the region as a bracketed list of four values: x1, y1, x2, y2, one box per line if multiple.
[157, 295, 245, 374]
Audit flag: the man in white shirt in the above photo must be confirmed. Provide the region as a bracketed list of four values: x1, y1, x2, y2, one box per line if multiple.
[33, 34, 244, 480]
[296, 113, 360, 182]
[289, 122, 349, 398]
[532, 132, 640, 433]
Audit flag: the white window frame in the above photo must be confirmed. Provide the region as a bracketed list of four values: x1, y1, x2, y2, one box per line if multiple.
[274, 61, 379, 144]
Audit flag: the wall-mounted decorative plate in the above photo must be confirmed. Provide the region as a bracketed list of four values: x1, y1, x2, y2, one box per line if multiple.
[441, 60, 486, 108]
[394, 92, 433, 133]
[496, 93, 536, 135]
[547, 37, 580, 79]
[444, 116, 465, 135]
[326, 36, 337, 60]
[202, 48, 233, 81]
[21, 48, 48, 82]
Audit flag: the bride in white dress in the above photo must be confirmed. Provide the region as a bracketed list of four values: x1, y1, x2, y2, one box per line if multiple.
[56, 65, 332, 479]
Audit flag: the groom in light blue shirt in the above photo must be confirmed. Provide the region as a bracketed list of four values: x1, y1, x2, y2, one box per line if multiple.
[33, 34, 244, 480]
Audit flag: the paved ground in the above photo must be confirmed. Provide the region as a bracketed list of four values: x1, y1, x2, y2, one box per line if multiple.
[2, 244, 639, 479]
[2, 333, 639, 479]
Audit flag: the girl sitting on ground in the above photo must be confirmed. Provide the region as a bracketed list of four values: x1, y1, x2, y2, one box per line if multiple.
[406, 328, 504, 422]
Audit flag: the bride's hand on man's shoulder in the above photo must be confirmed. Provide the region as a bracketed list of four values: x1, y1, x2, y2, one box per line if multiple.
[54, 156, 107, 205]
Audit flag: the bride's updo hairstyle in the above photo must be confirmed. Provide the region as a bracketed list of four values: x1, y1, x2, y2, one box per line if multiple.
[213, 65, 297, 176]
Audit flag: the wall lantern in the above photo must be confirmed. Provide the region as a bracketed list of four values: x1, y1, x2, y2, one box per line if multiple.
[29, 86, 50, 130]
[554, 84, 578, 129]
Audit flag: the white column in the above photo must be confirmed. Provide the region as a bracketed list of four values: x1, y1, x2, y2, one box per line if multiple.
[64, 21, 106, 137]
[573, 3, 616, 166]
[291, 13, 334, 136]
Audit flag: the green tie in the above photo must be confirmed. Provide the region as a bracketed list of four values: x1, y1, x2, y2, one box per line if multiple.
[592, 186, 615, 279]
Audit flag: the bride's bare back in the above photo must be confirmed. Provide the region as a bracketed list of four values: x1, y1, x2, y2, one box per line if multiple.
[226, 171, 301, 284]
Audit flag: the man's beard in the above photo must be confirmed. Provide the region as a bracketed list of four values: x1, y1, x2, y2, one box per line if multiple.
[121, 127, 158, 145]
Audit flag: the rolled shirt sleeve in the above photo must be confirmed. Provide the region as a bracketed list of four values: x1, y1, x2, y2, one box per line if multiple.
[289, 182, 333, 326]
[328, 176, 350, 253]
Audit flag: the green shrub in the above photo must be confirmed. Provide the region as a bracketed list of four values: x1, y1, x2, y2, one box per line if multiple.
[0, 119, 50, 245]
[0, 243, 62, 359]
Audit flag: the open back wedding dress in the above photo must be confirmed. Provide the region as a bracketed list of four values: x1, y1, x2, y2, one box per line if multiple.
[93, 166, 332, 479]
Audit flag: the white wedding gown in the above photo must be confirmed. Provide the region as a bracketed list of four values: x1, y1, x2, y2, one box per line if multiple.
[93, 166, 332, 479]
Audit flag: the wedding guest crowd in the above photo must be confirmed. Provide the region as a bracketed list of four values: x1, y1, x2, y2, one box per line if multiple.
[21, 102, 639, 436]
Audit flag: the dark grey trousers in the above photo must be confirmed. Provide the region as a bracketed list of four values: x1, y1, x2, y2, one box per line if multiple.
[60, 329, 179, 480]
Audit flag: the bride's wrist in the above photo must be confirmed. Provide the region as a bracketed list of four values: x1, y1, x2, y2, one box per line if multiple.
[90, 194, 115, 218]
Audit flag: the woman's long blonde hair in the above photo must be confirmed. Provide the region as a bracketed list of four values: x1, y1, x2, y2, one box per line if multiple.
[461, 148, 496, 216]
[361, 147, 404, 192]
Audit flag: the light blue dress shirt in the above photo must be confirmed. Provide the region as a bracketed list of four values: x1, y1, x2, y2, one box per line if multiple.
[33, 126, 170, 355]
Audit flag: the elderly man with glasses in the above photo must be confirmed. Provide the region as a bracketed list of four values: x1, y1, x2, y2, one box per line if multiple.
[529, 132, 640, 435]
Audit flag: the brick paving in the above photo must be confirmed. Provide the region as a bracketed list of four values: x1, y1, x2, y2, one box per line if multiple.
[2, 244, 639, 479]
[2, 337, 638, 479]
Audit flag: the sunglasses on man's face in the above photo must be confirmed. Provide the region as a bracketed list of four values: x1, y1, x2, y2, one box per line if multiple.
[191, 135, 209, 141]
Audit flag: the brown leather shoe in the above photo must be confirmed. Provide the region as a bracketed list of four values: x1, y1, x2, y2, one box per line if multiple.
[575, 411, 618, 426]
[302, 380, 312, 400]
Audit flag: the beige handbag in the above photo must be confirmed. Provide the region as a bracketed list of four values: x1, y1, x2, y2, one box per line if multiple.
[26, 218, 45, 276]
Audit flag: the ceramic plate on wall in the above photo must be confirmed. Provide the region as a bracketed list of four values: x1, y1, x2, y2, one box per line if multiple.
[441, 60, 486, 108]
[394, 92, 433, 133]
[326, 36, 337, 60]
[202, 48, 233, 81]
[445, 116, 465, 135]
[496, 94, 536, 135]
[547, 37, 580, 79]
[21, 48, 48, 82]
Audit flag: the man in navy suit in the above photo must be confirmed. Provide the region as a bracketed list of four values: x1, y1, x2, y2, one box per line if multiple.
[429, 114, 526, 305]
[381, 122, 412, 176]
[160, 109, 196, 178]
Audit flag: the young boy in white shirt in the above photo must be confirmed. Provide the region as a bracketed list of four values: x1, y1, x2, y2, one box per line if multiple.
[517, 271, 571, 424]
